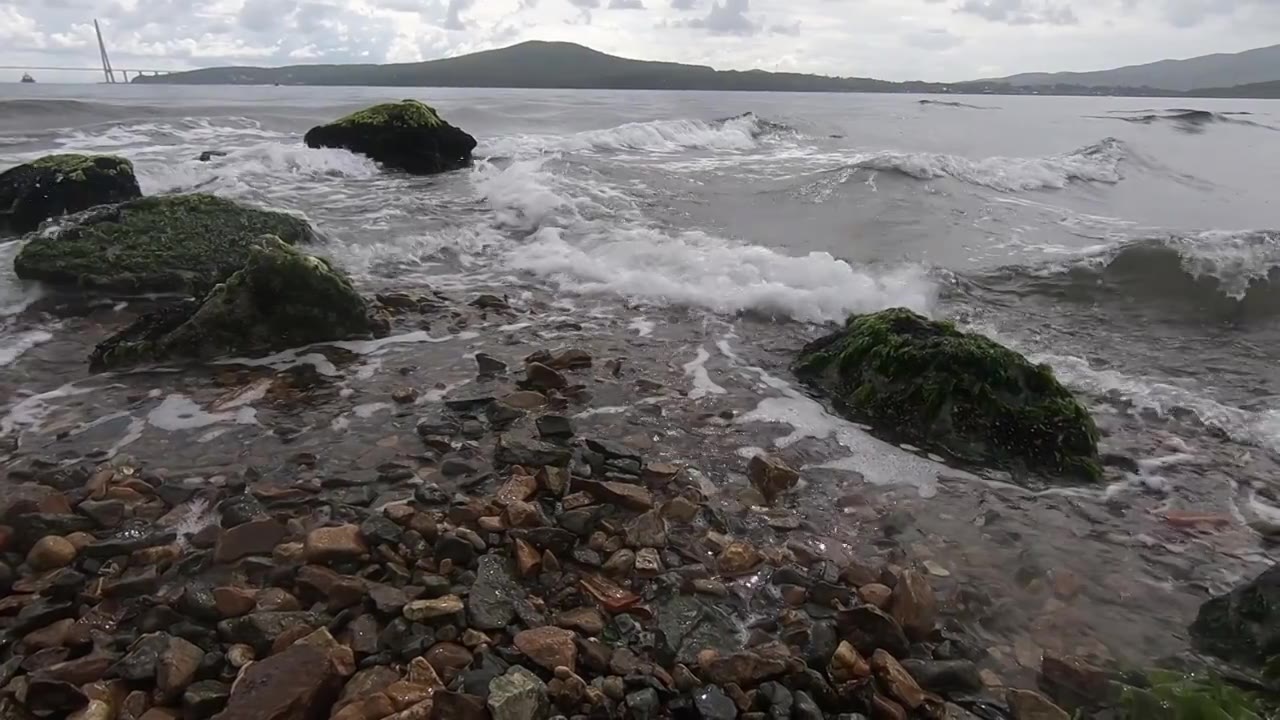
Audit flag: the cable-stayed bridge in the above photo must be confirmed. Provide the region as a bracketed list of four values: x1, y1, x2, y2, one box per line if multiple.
[3, 20, 173, 83]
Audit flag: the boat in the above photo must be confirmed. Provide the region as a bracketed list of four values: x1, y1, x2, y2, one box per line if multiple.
[20, 73, 35, 83]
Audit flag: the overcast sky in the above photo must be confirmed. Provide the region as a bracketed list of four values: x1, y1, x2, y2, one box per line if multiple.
[2, 0, 1278, 83]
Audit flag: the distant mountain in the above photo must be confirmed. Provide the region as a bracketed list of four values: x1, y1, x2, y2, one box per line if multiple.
[1189, 79, 1280, 99]
[988, 44, 1280, 92]
[134, 40, 1280, 98]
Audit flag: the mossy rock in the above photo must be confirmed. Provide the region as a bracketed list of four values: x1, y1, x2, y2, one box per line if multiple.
[1191, 564, 1280, 669]
[13, 193, 316, 294]
[793, 308, 1101, 481]
[303, 99, 478, 175]
[90, 236, 381, 369]
[0, 154, 142, 235]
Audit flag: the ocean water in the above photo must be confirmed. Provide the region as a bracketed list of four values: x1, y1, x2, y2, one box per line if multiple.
[2, 84, 1279, 675]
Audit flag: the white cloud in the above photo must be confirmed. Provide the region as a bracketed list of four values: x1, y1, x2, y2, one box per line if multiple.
[1, 0, 1278, 82]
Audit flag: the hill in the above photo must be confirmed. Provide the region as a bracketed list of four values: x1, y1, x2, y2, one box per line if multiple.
[1188, 79, 1280, 99]
[989, 44, 1280, 92]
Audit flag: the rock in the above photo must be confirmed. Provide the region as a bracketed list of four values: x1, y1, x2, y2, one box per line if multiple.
[872, 694, 907, 720]
[0, 154, 141, 234]
[889, 571, 936, 640]
[304, 100, 477, 176]
[214, 641, 344, 720]
[1006, 689, 1070, 720]
[16, 193, 315, 295]
[747, 454, 800, 503]
[899, 659, 981, 694]
[156, 636, 204, 702]
[434, 533, 476, 567]
[1189, 562, 1279, 667]
[554, 608, 604, 636]
[183, 679, 231, 718]
[624, 510, 668, 548]
[829, 641, 871, 683]
[576, 480, 653, 511]
[499, 392, 545, 411]
[495, 435, 572, 468]
[535, 415, 574, 440]
[214, 519, 289, 564]
[90, 236, 376, 369]
[718, 541, 762, 576]
[505, 500, 544, 528]
[579, 574, 641, 613]
[430, 691, 488, 720]
[1038, 653, 1115, 710]
[487, 666, 549, 720]
[837, 605, 910, 659]
[694, 685, 737, 720]
[514, 627, 577, 672]
[27, 677, 89, 715]
[792, 308, 1101, 481]
[404, 596, 463, 622]
[870, 650, 925, 709]
[217, 612, 325, 656]
[424, 642, 473, 681]
[27, 535, 77, 571]
[702, 650, 788, 687]
[198, 150, 228, 162]
[304, 524, 368, 564]
[469, 554, 520, 630]
[626, 688, 660, 720]
[475, 353, 507, 375]
[635, 548, 662, 576]
[857, 583, 893, 609]
[603, 549, 636, 575]
[525, 362, 566, 391]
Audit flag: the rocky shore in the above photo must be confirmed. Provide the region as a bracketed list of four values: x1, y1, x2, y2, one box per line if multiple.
[0, 102, 1276, 720]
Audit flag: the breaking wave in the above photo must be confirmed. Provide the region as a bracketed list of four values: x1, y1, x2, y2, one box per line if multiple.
[1098, 109, 1276, 132]
[481, 112, 793, 157]
[836, 138, 1126, 192]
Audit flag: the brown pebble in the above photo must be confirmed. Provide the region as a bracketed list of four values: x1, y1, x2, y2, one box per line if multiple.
[858, 583, 893, 609]
[27, 536, 77, 571]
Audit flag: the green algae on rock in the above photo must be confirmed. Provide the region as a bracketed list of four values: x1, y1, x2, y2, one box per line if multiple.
[1190, 564, 1280, 669]
[0, 153, 142, 235]
[793, 308, 1101, 481]
[90, 236, 381, 369]
[303, 99, 477, 175]
[13, 193, 316, 294]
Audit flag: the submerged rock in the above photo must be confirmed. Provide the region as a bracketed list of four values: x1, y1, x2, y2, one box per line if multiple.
[303, 100, 477, 175]
[0, 154, 141, 235]
[1189, 563, 1279, 667]
[14, 193, 315, 294]
[90, 236, 378, 368]
[793, 308, 1101, 481]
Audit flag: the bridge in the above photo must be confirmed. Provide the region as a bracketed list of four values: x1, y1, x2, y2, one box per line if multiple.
[5, 20, 176, 83]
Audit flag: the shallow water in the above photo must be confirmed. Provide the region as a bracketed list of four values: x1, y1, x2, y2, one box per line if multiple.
[2, 85, 1278, 679]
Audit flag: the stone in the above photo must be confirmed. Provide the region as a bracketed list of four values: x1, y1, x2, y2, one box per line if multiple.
[213, 641, 344, 720]
[536, 415, 574, 440]
[1006, 689, 1071, 720]
[1190, 563, 1280, 667]
[830, 641, 871, 683]
[870, 650, 924, 710]
[404, 596, 464, 622]
[793, 308, 1101, 481]
[425, 642, 473, 681]
[469, 554, 520, 630]
[747, 454, 800, 503]
[1038, 654, 1116, 711]
[900, 659, 982, 694]
[476, 353, 507, 375]
[514, 627, 577, 672]
[156, 636, 204, 702]
[213, 519, 289, 564]
[694, 685, 737, 720]
[578, 574, 641, 613]
[635, 548, 662, 576]
[304, 100, 477, 176]
[514, 539, 541, 578]
[27, 678, 90, 715]
[183, 679, 230, 718]
[554, 608, 605, 636]
[857, 583, 893, 609]
[701, 650, 788, 687]
[889, 571, 936, 640]
[429, 691, 488, 720]
[837, 605, 910, 659]
[487, 666, 549, 720]
[718, 541, 763, 576]
[434, 533, 476, 567]
[213, 587, 257, 618]
[27, 536, 77, 571]
[603, 549, 636, 575]
[499, 392, 545, 410]
[626, 688, 660, 720]
[624, 510, 668, 548]
[495, 435, 572, 468]
[0, 154, 141, 235]
[872, 694, 907, 720]
[217, 612, 325, 656]
[505, 500, 545, 528]
[304, 524, 367, 564]
[525, 362, 567, 391]
[576, 480, 653, 511]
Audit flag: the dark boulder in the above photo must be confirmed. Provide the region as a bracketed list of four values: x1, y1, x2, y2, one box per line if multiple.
[90, 236, 380, 368]
[1190, 563, 1280, 668]
[0, 154, 141, 235]
[794, 308, 1101, 481]
[304, 100, 477, 176]
[14, 193, 316, 294]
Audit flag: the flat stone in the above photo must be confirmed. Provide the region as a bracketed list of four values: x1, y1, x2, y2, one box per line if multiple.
[871, 649, 925, 710]
[214, 519, 288, 564]
[837, 605, 910, 659]
[717, 541, 762, 576]
[693, 685, 737, 720]
[495, 435, 572, 467]
[424, 642, 473, 682]
[156, 636, 204, 702]
[514, 627, 577, 672]
[525, 362, 566, 391]
[747, 454, 800, 503]
[304, 524, 367, 564]
[217, 612, 325, 656]
[889, 570, 936, 641]
[701, 649, 788, 687]
[487, 666, 548, 720]
[404, 595, 464, 622]
[1007, 689, 1071, 720]
[536, 415, 574, 439]
[213, 587, 257, 618]
[576, 480, 653, 511]
[554, 607, 604, 636]
[468, 554, 520, 630]
[624, 510, 667, 548]
[214, 641, 344, 720]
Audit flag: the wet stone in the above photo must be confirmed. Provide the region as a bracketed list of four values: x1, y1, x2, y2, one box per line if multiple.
[434, 533, 477, 567]
[536, 415, 575, 440]
[360, 515, 402, 546]
[476, 352, 508, 375]
[496, 435, 573, 468]
[469, 554, 520, 630]
[488, 665, 549, 720]
[694, 685, 737, 720]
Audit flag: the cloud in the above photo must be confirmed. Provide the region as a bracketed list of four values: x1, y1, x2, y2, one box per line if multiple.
[905, 28, 965, 50]
[609, 0, 646, 7]
[671, 0, 698, 8]
[445, 0, 473, 30]
[685, 0, 756, 34]
[956, 0, 1078, 24]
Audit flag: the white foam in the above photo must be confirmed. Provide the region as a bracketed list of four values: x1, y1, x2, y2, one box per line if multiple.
[629, 317, 655, 337]
[1, 382, 105, 436]
[147, 394, 257, 431]
[483, 114, 772, 157]
[683, 347, 726, 400]
[138, 142, 381, 195]
[0, 328, 52, 367]
[354, 402, 392, 419]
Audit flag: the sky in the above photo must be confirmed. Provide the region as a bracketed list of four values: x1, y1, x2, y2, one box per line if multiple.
[2, 0, 1279, 83]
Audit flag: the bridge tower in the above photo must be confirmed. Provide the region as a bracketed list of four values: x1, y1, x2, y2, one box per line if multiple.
[94, 19, 116, 83]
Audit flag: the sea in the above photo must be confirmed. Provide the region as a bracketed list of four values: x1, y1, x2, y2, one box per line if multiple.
[1, 85, 1278, 679]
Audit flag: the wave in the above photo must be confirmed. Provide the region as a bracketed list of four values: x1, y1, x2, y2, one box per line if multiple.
[918, 99, 996, 110]
[480, 112, 792, 157]
[826, 138, 1125, 192]
[471, 157, 936, 322]
[136, 141, 381, 195]
[1097, 109, 1275, 132]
